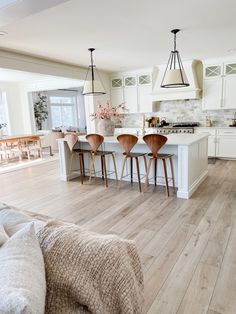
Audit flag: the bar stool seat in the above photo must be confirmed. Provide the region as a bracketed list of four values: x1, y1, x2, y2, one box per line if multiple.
[123, 152, 146, 158]
[86, 134, 118, 187]
[117, 134, 147, 192]
[143, 134, 175, 196]
[157, 153, 174, 159]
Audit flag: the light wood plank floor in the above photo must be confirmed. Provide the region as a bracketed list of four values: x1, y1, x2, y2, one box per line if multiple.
[1, 159, 236, 314]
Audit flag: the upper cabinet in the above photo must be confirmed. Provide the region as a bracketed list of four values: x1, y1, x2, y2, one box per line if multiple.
[203, 60, 236, 110]
[110, 69, 157, 113]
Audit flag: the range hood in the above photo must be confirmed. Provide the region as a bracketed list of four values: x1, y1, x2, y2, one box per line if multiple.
[152, 60, 202, 101]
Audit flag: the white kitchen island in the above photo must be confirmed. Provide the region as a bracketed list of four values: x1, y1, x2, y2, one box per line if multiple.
[58, 133, 208, 199]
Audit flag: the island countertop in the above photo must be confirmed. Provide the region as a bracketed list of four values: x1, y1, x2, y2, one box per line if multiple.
[63, 133, 209, 146]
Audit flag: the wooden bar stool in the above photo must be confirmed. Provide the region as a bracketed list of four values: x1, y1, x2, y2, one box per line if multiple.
[65, 133, 90, 184]
[117, 134, 147, 192]
[143, 134, 175, 196]
[86, 134, 118, 188]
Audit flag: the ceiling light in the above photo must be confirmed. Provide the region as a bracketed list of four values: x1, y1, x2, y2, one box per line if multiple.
[161, 29, 189, 88]
[0, 31, 7, 36]
[82, 48, 106, 96]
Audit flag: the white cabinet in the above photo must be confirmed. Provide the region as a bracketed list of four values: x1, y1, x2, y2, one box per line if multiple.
[203, 78, 223, 110]
[124, 86, 138, 113]
[195, 127, 236, 159]
[217, 136, 236, 158]
[110, 77, 124, 107]
[203, 61, 236, 110]
[216, 129, 236, 158]
[110, 70, 155, 113]
[223, 76, 236, 109]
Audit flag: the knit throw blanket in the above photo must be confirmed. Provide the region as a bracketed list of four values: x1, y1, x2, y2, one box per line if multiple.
[37, 220, 144, 314]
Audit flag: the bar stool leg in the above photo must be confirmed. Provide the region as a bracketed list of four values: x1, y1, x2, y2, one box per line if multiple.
[111, 153, 118, 181]
[89, 154, 95, 183]
[135, 157, 142, 192]
[119, 156, 127, 189]
[130, 157, 133, 184]
[144, 158, 153, 193]
[81, 153, 85, 177]
[79, 154, 84, 184]
[102, 155, 108, 188]
[162, 158, 170, 197]
[69, 153, 74, 180]
[169, 156, 176, 191]
[154, 158, 157, 186]
[101, 155, 104, 180]
[143, 155, 149, 186]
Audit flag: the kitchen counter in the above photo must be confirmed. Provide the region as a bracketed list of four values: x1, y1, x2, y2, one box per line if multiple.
[58, 133, 208, 199]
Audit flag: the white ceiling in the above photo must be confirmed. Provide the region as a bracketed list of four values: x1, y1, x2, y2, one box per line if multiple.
[0, 0, 236, 71]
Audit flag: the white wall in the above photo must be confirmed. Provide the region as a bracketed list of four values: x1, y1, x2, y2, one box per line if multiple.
[0, 82, 28, 135]
[0, 50, 111, 135]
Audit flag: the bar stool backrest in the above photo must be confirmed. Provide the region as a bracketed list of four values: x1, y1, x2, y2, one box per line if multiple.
[86, 134, 104, 153]
[117, 134, 138, 156]
[143, 134, 167, 158]
[65, 132, 78, 152]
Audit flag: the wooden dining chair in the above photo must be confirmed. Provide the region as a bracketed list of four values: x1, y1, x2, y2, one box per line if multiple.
[143, 134, 175, 196]
[117, 134, 147, 192]
[86, 134, 118, 187]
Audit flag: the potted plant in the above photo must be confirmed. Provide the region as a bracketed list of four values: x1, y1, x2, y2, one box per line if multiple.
[34, 93, 48, 130]
[90, 100, 128, 136]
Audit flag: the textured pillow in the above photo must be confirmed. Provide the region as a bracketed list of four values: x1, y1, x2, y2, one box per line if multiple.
[0, 224, 8, 246]
[0, 203, 44, 236]
[37, 220, 144, 314]
[0, 223, 46, 314]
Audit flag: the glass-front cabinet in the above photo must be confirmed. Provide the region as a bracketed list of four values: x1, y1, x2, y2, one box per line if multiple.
[110, 69, 155, 113]
[203, 60, 236, 110]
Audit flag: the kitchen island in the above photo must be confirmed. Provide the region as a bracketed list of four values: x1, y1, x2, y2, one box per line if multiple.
[58, 133, 208, 199]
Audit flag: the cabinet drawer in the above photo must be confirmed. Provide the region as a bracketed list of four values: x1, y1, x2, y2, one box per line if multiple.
[217, 129, 236, 136]
[195, 128, 216, 136]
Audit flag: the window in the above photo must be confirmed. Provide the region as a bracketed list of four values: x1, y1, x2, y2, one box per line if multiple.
[48, 94, 79, 129]
[0, 92, 10, 134]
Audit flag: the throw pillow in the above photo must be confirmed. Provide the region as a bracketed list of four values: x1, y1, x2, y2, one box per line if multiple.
[0, 202, 44, 236]
[0, 223, 46, 314]
[0, 224, 8, 246]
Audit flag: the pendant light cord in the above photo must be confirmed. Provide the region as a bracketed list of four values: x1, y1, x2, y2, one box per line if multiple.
[174, 32, 177, 51]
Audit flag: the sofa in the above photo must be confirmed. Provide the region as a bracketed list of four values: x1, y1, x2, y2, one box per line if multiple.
[0, 202, 144, 314]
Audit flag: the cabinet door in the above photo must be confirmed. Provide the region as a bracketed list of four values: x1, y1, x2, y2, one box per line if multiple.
[202, 78, 223, 110]
[111, 88, 124, 106]
[138, 85, 153, 112]
[223, 76, 236, 109]
[124, 87, 138, 113]
[216, 136, 236, 158]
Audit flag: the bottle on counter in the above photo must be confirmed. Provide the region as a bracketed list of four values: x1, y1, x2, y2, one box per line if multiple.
[205, 116, 212, 127]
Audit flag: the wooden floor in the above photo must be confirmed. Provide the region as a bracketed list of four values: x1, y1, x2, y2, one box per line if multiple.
[1, 159, 236, 314]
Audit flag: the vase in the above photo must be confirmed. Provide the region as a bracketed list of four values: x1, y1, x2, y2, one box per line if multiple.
[97, 119, 115, 137]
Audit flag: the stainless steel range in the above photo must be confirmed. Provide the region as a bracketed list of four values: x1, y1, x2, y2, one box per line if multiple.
[156, 122, 199, 134]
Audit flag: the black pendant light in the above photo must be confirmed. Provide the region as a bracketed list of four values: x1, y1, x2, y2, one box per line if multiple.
[161, 29, 189, 88]
[83, 48, 106, 96]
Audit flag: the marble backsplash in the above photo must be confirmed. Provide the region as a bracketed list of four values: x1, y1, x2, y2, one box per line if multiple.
[119, 100, 236, 128]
